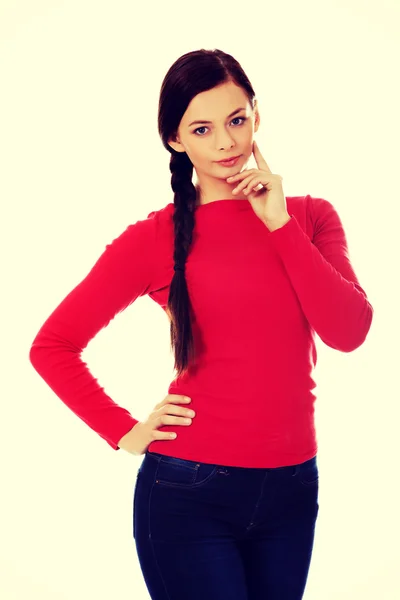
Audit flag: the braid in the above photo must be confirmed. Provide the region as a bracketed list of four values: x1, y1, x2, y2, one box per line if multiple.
[166, 151, 197, 377]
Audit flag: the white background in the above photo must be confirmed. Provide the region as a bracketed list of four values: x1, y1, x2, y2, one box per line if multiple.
[1, 1, 398, 598]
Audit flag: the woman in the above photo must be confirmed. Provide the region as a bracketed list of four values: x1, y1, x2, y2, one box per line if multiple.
[30, 48, 374, 599]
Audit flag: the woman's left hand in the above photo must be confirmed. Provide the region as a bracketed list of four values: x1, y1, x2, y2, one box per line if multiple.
[226, 140, 291, 230]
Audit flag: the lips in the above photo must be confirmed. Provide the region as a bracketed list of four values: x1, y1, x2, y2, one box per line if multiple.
[216, 155, 241, 163]
[215, 155, 242, 168]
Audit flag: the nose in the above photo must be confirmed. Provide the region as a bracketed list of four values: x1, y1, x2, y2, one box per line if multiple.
[216, 137, 235, 151]
[214, 129, 236, 151]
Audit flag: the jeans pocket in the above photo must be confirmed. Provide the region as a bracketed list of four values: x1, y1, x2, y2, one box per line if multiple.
[295, 456, 319, 487]
[152, 452, 219, 489]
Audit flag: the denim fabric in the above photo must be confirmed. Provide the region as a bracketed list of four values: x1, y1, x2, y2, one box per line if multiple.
[133, 450, 319, 600]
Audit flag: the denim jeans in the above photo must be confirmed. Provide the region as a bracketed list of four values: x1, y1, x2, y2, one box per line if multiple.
[133, 450, 319, 600]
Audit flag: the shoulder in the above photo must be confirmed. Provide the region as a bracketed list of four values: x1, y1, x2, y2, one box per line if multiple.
[286, 194, 341, 239]
[287, 193, 336, 217]
[144, 202, 175, 226]
[117, 203, 171, 241]
[102, 206, 165, 259]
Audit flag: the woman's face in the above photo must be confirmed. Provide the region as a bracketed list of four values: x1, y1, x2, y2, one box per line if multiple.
[168, 80, 260, 204]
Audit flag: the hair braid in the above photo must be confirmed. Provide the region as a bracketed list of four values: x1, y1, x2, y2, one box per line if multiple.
[166, 151, 197, 377]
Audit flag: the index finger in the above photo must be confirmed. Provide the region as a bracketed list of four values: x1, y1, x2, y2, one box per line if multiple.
[253, 140, 272, 173]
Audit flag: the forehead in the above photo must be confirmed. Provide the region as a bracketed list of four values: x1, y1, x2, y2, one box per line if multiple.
[182, 81, 249, 124]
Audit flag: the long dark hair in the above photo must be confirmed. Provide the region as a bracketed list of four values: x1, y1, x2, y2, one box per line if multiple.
[158, 49, 256, 378]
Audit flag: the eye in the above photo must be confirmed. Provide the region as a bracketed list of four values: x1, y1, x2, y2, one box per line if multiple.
[193, 116, 247, 136]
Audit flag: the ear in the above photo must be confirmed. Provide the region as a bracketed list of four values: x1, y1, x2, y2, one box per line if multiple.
[168, 134, 186, 154]
[253, 101, 261, 133]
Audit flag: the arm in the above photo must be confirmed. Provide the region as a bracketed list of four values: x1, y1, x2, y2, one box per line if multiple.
[29, 211, 159, 450]
[265, 195, 373, 352]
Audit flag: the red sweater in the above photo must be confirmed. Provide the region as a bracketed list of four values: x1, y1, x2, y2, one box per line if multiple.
[29, 195, 373, 468]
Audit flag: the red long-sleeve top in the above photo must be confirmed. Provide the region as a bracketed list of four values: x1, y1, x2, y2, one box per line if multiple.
[29, 195, 373, 468]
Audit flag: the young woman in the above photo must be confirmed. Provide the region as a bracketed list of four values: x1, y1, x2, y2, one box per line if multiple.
[30, 48, 374, 600]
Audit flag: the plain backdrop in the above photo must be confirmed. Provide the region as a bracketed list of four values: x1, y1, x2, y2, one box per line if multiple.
[1, 1, 398, 599]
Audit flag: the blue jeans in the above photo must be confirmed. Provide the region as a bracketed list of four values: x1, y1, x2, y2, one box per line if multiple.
[133, 450, 319, 600]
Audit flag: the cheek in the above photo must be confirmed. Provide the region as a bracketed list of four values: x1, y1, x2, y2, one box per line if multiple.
[182, 143, 199, 163]
[187, 144, 210, 164]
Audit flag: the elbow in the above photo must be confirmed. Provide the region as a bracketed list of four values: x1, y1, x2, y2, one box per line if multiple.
[29, 338, 41, 370]
[322, 337, 366, 353]
[29, 329, 48, 370]
[322, 311, 374, 353]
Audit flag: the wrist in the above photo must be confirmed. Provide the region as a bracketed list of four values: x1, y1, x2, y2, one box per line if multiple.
[264, 213, 291, 231]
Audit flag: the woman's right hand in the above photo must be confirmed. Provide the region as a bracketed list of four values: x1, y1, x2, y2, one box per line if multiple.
[117, 394, 195, 455]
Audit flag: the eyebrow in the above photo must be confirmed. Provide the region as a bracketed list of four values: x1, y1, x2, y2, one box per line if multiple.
[188, 107, 246, 127]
